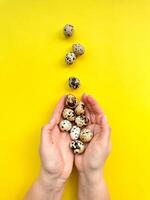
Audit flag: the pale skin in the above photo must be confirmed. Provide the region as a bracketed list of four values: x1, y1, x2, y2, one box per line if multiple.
[24, 94, 111, 200]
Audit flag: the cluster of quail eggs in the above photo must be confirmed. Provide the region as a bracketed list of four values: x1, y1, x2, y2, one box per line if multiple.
[59, 94, 94, 154]
[60, 25, 90, 154]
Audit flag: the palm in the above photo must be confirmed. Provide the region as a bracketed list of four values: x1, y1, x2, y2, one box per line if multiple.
[54, 126, 74, 179]
[75, 94, 108, 172]
[75, 124, 102, 172]
[40, 96, 74, 180]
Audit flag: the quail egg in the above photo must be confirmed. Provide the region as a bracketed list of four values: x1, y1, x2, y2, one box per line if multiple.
[72, 43, 85, 56]
[80, 128, 93, 143]
[70, 126, 80, 140]
[70, 140, 85, 154]
[64, 24, 74, 37]
[75, 115, 89, 128]
[75, 101, 85, 115]
[68, 77, 80, 89]
[62, 108, 76, 121]
[59, 120, 72, 132]
[65, 94, 78, 109]
[65, 52, 76, 65]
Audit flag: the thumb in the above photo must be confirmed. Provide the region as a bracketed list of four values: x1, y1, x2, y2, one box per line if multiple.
[41, 118, 56, 144]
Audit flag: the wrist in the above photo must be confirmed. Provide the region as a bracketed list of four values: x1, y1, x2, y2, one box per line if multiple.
[38, 167, 65, 193]
[26, 169, 65, 200]
[78, 169, 104, 186]
[78, 170, 110, 200]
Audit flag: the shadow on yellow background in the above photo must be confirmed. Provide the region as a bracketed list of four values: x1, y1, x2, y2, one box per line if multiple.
[0, 0, 150, 199]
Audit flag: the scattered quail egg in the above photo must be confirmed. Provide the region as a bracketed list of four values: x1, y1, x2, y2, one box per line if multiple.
[64, 24, 74, 37]
[72, 43, 85, 56]
[68, 77, 80, 89]
[65, 52, 76, 65]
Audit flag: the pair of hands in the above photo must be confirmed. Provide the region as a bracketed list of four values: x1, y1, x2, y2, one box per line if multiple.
[39, 94, 111, 190]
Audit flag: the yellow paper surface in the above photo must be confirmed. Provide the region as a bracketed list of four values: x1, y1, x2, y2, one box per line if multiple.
[0, 0, 150, 199]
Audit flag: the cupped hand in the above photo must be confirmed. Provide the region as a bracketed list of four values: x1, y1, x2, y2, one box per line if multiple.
[39, 96, 74, 184]
[75, 94, 111, 175]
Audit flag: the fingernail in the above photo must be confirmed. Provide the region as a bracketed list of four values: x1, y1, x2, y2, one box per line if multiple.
[50, 118, 55, 124]
[102, 115, 107, 123]
[83, 93, 87, 97]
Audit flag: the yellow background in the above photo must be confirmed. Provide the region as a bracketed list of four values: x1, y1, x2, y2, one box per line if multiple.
[0, 0, 150, 199]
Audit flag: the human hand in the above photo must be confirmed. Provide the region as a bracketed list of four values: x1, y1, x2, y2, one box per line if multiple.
[75, 94, 111, 179]
[24, 96, 74, 200]
[75, 94, 111, 200]
[39, 96, 74, 189]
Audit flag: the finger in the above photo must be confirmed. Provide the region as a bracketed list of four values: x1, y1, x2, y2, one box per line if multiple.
[84, 107, 91, 124]
[41, 118, 56, 144]
[86, 95, 104, 124]
[82, 94, 93, 112]
[51, 95, 66, 124]
[81, 95, 91, 123]
[87, 95, 104, 116]
[82, 93, 87, 102]
[100, 115, 111, 142]
[82, 94, 95, 123]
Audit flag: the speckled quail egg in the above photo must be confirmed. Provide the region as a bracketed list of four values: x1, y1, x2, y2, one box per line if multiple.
[72, 43, 85, 56]
[70, 126, 80, 140]
[75, 115, 89, 128]
[65, 94, 78, 109]
[70, 140, 85, 154]
[64, 24, 74, 37]
[59, 120, 72, 132]
[65, 52, 76, 65]
[75, 101, 85, 115]
[80, 128, 94, 143]
[62, 108, 76, 121]
[68, 77, 80, 89]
